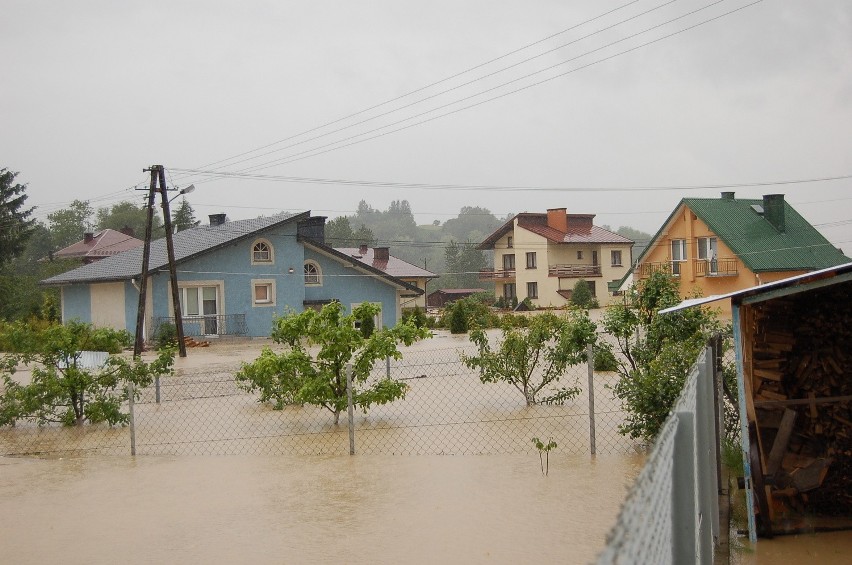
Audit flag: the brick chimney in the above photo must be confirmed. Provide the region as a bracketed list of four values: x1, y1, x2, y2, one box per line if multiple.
[208, 214, 227, 226]
[763, 194, 786, 233]
[359, 244, 368, 255]
[374, 247, 390, 261]
[296, 216, 326, 244]
[546, 208, 568, 232]
[83, 232, 94, 243]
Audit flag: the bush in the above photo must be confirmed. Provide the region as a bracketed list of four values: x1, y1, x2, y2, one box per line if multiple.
[155, 322, 178, 350]
[571, 280, 599, 309]
[401, 306, 429, 329]
[593, 344, 619, 372]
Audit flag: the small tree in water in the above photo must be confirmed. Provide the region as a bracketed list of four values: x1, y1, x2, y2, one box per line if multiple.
[462, 311, 596, 406]
[601, 270, 722, 441]
[237, 302, 429, 424]
[0, 320, 174, 427]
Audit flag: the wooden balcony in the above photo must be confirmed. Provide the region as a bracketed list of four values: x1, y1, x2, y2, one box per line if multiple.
[479, 268, 516, 281]
[694, 258, 738, 277]
[636, 261, 674, 278]
[548, 264, 602, 278]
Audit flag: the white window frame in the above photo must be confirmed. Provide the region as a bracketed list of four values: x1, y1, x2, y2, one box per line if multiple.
[251, 239, 274, 265]
[304, 261, 322, 286]
[671, 239, 687, 276]
[251, 279, 276, 307]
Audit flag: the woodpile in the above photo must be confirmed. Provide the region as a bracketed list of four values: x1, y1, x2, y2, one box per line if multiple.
[750, 284, 852, 519]
[183, 336, 210, 348]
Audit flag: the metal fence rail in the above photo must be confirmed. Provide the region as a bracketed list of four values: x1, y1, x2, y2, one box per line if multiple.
[1, 343, 637, 457]
[597, 343, 723, 565]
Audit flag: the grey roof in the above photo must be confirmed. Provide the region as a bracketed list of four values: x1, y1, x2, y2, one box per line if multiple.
[42, 212, 308, 285]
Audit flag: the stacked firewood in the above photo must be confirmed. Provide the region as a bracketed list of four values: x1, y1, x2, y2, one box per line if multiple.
[752, 287, 852, 516]
[183, 336, 210, 348]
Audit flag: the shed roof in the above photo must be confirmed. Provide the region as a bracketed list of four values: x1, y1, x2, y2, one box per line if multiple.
[659, 261, 852, 314]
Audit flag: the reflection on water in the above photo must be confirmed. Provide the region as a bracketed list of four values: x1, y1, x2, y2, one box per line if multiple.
[0, 453, 643, 564]
[733, 530, 852, 565]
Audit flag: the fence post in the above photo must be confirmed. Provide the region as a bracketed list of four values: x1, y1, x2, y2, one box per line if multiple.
[697, 350, 718, 562]
[155, 376, 161, 404]
[346, 363, 355, 455]
[128, 382, 136, 456]
[587, 343, 596, 456]
[672, 410, 697, 564]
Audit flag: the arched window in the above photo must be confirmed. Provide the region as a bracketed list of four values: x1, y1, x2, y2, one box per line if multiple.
[304, 261, 321, 285]
[252, 239, 273, 264]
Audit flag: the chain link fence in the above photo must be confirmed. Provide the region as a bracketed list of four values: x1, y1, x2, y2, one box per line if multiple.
[1, 340, 638, 457]
[597, 340, 727, 564]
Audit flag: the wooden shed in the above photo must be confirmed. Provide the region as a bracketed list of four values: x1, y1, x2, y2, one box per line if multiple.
[426, 288, 485, 309]
[662, 262, 852, 540]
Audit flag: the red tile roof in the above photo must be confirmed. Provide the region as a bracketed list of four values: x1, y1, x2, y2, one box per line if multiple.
[334, 248, 437, 279]
[53, 229, 144, 262]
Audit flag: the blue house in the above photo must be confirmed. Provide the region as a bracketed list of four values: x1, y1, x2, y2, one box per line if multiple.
[41, 212, 433, 340]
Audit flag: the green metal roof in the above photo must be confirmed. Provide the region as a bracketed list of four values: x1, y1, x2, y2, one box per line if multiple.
[680, 197, 849, 272]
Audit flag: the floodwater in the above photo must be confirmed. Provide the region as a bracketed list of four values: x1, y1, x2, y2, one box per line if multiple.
[0, 452, 642, 564]
[733, 531, 852, 564]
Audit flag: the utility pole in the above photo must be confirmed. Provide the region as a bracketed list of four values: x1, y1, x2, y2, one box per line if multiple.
[134, 165, 187, 358]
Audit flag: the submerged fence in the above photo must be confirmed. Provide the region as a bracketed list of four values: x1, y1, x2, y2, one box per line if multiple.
[597, 341, 726, 565]
[0, 341, 636, 457]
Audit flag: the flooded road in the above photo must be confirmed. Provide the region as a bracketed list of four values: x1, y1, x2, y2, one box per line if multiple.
[0, 452, 642, 564]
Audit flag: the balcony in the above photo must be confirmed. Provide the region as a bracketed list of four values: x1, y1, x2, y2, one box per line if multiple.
[548, 264, 602, 278]
[152, 313, 248, 339]
[636, 261, 673, 278]
[479, 268, 516, 281]
[694, 258, 738, 277]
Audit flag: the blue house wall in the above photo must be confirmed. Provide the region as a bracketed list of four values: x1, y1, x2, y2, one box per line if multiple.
[304, 248, 400, 327]
[52, 219, 412, 340]
[62, 284, 92, 323]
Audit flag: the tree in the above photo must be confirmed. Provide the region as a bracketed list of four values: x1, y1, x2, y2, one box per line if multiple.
[47, 199, 93, 250]
[570, 279, 598, 309]
[601, 271, 722, 440]
[444, 239, 487, 288]
[352, 223, 376, 247]
[236, 302, 429, 424]
[442, 206, 502, 241]
[96, 200, 162, 238]
[171, 197, 199, 232]
[0, 321, 175, 427]
[325, 216, 356, 247]
[462, 311, 596, 406]
[0, 168, 36, 266]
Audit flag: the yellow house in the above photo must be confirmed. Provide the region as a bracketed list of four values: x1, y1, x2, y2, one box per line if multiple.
[478, 208, 634, 308]
[634, 192, 850, 316]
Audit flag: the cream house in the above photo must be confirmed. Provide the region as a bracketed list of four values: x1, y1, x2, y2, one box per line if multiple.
[478, 208, 633, 308]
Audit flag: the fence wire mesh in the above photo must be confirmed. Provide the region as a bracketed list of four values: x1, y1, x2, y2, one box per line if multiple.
[1, 338, 639, 457]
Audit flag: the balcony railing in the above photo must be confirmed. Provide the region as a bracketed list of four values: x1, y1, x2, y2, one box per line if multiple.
[151, 313, 248, 339]
[548, 264, 602, 278]
[694, 257, 738, 277]
[636, 261, 674, 278]
[479, 268, 516, 281]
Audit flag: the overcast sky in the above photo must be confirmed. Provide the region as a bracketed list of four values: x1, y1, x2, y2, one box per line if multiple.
[3, 0, 851, 250]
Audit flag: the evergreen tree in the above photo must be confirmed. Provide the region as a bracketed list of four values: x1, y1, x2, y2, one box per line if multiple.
[171, 197, 199, 232]
[0, 169, 36, 266]
[325, 216, 356, 247]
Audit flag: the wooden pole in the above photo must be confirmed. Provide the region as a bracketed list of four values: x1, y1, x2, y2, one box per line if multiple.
[157, 166, 187, 358]
[133, 168, 157, 358]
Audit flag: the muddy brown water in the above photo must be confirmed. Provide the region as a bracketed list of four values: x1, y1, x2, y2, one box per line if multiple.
[0, 453, 642, 564]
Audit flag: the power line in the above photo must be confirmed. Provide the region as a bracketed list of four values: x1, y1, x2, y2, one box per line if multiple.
[170, 1, 642, 180]
[180, 0, 763, 177]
